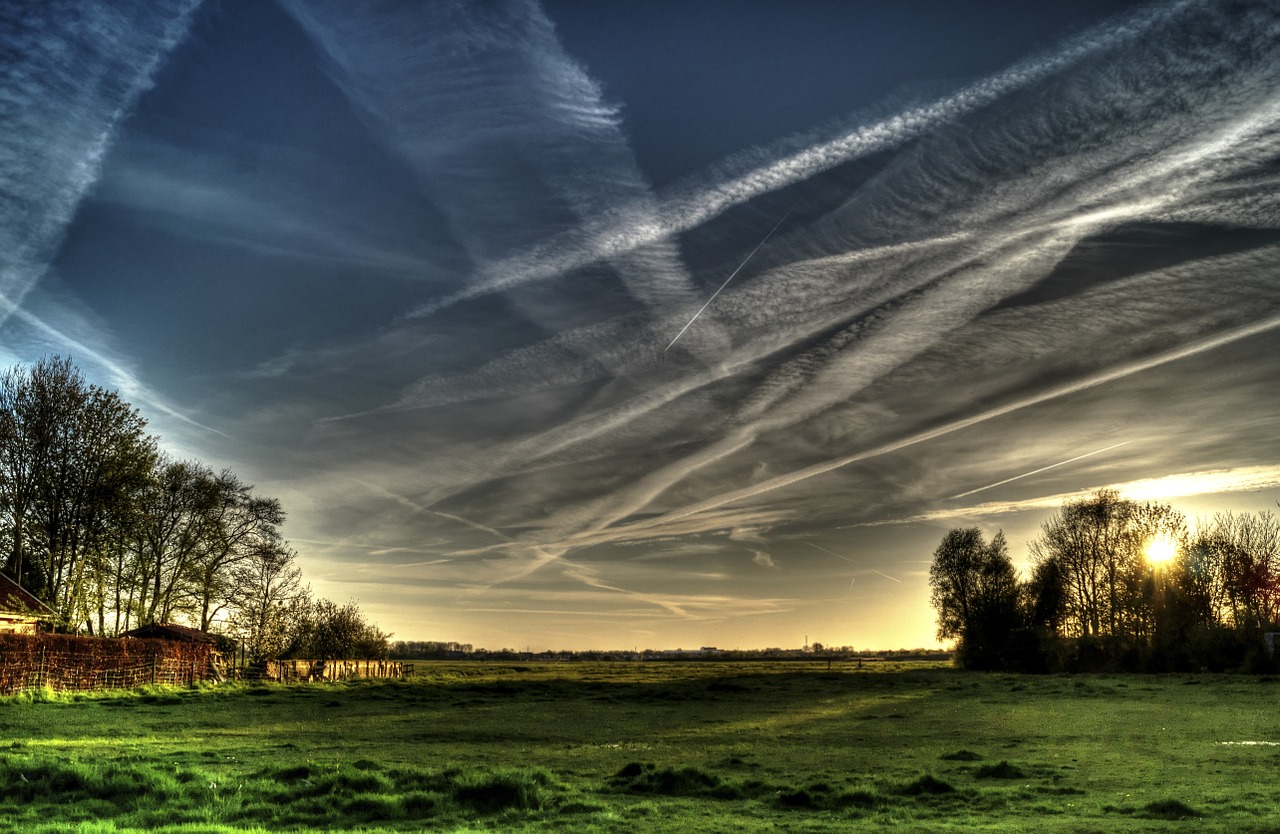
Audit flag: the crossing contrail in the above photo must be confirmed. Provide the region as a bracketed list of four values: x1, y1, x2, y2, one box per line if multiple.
[664, 206, 794, 352]
[803, 541, 857, 563]
[948, 440, 1133, 499]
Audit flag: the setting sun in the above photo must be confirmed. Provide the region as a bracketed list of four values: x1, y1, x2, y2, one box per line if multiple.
[1144, 534, 1178, 566]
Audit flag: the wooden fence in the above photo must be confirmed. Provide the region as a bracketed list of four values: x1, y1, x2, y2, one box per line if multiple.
[248, 658, 404, 682]
[0, 633, 213, 695]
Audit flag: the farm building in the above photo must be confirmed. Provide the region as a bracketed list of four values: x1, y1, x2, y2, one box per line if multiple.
[0, 572, 55, 635]
[121, 622, 221, 645]
[122, 622, 227, 681]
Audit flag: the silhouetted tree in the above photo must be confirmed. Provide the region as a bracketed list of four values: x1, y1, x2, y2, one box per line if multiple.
[929, 528, 1021, 669]
[1028, 489, 1185, 644]
[0, 357, 392, 653]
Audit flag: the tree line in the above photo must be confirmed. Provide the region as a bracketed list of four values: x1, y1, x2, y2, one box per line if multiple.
[0, 357, 388, 661]
[929, 489, 1279, 672]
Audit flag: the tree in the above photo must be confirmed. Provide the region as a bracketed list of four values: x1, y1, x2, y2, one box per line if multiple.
[184, 470, 285, 632]
[0, 356, 156, 627]
[226, 542, 308, 661]
[929, 528, 1021, 669]
[1189, 510, 1280, 631]
[287, 598, 391, 660]
[132, 458, 222, 626]
[1028, 489, 1185, 643]
[0, 357, 395, 657]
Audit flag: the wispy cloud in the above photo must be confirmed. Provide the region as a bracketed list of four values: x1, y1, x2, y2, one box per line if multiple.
[263, 0, 1280, 609]
[865, 465, 1280, 527]
[404, 0, 1200, 318]
[0, 0, 202, 325]
[277, 0, 720, 351]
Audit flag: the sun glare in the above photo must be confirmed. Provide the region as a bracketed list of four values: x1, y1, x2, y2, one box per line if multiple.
[1144, 534, 1178, 566]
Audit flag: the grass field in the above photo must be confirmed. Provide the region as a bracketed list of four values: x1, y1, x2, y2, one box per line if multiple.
[1, 661, 1277, 832]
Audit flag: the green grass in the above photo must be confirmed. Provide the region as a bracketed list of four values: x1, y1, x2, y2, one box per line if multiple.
[0, 662, 1277, 831]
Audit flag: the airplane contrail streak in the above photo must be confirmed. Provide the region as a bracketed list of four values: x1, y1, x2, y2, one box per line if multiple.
[664, 207, 794, 352]
[870, 570, 902, 583]
[803, 541, 858, 563]
[948, 440, 1133, 499]
[604, 312, 1280, 535]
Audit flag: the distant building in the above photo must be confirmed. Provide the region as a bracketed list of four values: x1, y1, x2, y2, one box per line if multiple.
[0, 572, 56, 635]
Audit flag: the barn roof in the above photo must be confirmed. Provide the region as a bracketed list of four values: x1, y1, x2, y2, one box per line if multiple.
[121, 622, 220, 644]
[0, 572, 55, 618]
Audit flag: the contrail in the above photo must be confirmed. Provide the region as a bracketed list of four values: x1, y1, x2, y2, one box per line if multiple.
[2, 302, 230, 439]
[804, 542, 899, 584]
[803, 541, 857, 563]
[601, 311, 1280, 535]
[406, 0, 1197, 320]
[948, 440, 1133, 499]
[664, 206, 795, 352]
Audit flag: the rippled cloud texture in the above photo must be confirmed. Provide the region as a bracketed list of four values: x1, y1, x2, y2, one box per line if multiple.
[5, 0, 1280, 649]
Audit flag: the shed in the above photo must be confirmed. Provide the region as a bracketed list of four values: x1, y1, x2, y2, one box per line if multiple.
[122, 622, 226, 682]
[0, 572, 56, 635]
[121, 622, 220, 644]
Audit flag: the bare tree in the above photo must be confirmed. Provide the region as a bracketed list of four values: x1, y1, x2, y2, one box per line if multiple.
[226, 542, 308, 661]
[133, 458, 222, 625]
[1190, 510, 1280, 631]
[183, 470, 285, 631]
[1029, 489, 1185, 641]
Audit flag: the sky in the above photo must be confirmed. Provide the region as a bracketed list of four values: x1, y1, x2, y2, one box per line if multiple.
[4, 0, 1280, 651]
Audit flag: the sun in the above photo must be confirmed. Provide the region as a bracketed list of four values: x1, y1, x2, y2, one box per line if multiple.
[1144, 534, 1178, 566]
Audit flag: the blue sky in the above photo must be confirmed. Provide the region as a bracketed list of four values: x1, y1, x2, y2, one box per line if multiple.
[4, 0, 1280, 650]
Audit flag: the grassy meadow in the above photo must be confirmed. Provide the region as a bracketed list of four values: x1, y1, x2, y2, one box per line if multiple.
[0, 661, 1277, 832]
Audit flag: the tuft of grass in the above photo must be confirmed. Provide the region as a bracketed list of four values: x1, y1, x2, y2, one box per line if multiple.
[833, 789, 883, 809]
[610, 762, 766, 801]
[1143, 798, 1201, 819]
[898, 774, 956, 796]
[940, 750, 983, 762]
[777, 788, 818, 808]
[974, 761, 1025, 779]
[617, 764, 721, 796]
[450, 766, 558, 813]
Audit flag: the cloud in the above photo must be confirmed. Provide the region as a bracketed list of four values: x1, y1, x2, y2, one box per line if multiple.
[0, 289, 228, 440]
[91, 135, 453, 277]
[274, 0, 1280, 604]
[340, 0, 1280, 542]
[277, 0, 722, 351]
[0, 0, 201, 325]
[404, 0, 1201, 317]
[866, 465, 1280, 527]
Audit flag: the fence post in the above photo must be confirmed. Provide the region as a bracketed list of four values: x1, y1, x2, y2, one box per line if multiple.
[151, 655, 157, 685]
[38, 644, 46, 689]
